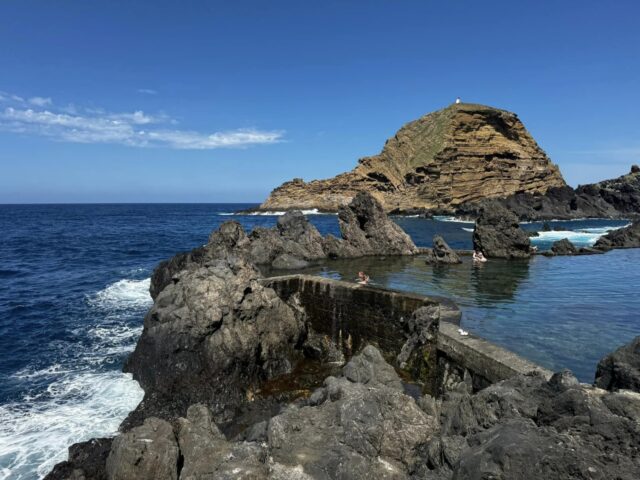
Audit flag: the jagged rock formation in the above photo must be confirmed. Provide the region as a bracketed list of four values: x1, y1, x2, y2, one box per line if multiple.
[595, 221, 640, 250]
[458, 165, 640, 221]
[424, 235, 461, 264]
[124, 256, 306, 426]
[472, 203, 531, 259]
[595, 336, 640, 392]
[260, 103, 566, 212]
[551, 238, 578, 255]
[49, 345, 640, 480]
[150, 192, 417, 298]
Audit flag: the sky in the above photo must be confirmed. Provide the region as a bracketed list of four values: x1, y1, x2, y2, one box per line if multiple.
[0, 0, 639, 203]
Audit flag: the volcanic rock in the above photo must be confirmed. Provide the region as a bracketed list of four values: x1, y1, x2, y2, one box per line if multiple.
[595, 336, 640, 392]
[266, 346, 439, 478]
[43, 438, 112, 480]
[105, 417, 179, 480]
[550, 238, 578, 255]
[594, 222, 640, 250]
[125, 257, 306, 425]
[324, 192, 419, 258]
[424, 235, 461, 264]
[458, 165, 640, 221]
[472, 203, 531, 258]
[260, 103, 566, 212]
[177, 404, 268, 479]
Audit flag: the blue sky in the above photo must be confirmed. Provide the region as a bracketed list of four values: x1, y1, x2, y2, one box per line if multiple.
[0, 0, 639, 203]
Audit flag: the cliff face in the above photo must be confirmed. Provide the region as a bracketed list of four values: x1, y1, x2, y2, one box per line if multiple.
[260, 103, 566, 212]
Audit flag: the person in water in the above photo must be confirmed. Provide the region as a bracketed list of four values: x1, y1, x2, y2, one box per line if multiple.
[472, 250, 487, 263]
[357, 271, 370, 284]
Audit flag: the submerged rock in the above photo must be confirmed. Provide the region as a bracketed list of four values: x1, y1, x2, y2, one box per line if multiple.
[595, 336, 640, 392]
[424, 235, 461, 264]
[472, 203, 531, 259]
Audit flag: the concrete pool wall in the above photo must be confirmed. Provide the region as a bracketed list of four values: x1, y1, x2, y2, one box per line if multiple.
[262, 274, 552, 394]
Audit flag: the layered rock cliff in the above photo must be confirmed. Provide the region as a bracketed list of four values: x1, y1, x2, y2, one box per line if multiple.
[260, 103, 566, 212]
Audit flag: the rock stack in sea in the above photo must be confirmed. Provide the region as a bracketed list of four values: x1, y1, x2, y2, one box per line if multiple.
[260, 103, 566, 213]
[472, 202, 531, 259]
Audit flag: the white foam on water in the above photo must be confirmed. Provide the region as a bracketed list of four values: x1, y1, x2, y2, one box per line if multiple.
[461, 227, 474, 232]
[530, 224, 627, 246]
[224, 208, 335, 216]
[0, 371, 143, 479]
[433, 215, 475, 224]
[88, 278, 152, 311]
[1, 277, 151, 479]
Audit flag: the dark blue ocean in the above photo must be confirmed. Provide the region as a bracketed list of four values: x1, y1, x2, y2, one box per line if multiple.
[0, 204, 637, 479]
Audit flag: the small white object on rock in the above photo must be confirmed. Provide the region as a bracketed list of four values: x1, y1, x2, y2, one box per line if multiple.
[458, 328, 469, 336]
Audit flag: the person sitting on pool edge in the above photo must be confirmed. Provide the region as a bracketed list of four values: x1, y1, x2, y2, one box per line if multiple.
[357, 271, 370, 284]
[472, 250, 487, 263]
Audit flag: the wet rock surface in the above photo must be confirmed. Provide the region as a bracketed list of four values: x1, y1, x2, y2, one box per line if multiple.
[472, 202, 531, 259]
[424, 235, 461, 264]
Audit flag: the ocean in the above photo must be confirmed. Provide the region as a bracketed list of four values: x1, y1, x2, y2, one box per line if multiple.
[0, 204, 636, 479]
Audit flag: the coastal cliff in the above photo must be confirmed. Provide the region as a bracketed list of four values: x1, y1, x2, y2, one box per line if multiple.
[260, 103, 566, 212]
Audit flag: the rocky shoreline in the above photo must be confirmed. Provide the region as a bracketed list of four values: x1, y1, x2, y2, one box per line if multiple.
[45, 192, 640, 480]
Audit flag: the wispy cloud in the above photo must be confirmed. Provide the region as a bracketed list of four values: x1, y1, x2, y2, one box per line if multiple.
[0, 91, 283, 149]
[28, 96, 52, 107]
[137, 88, 158, 95]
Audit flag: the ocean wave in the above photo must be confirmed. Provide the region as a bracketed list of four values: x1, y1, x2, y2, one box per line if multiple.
[0, 371, 143, 479]
[530, 224, 626, 246]
[221, 208, 335, 216]
[433, 215, 475, 224]
[462, 227, 474, 233]
[88, 278, 152, 311]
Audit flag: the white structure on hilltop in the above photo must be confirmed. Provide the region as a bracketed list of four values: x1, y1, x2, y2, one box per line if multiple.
[455, 97, 461, 104]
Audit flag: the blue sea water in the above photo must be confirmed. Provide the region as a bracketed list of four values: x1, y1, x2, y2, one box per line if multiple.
[0, 204, 636, 479]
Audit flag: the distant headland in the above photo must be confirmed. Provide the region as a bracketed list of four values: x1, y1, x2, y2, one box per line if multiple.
[258, 102, 640, 221]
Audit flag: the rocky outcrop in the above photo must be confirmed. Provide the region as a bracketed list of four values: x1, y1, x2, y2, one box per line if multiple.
[48, 342, 640, 480]
[457, 165, 640, 221]
[260, 103, 566, 212]
[150, 193, 417, 298]
[595, 222, 640, 250]
[551, 238, 578, 255]
[424, 235, 461, 265]
[44, 438, 112, 480]
[106, 418, 179, 480]
[324, 192, 419, 258]
[472, 203, 531, 258]
[125, 256, 306, 425]
[595, 336, 640, 392]
[267, 347, 439, 478]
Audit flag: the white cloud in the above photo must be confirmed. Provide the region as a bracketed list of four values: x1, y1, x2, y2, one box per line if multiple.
[28, 96, 52, 107]
[137, 88, 158, 95]
[0, 91, 284, 150]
